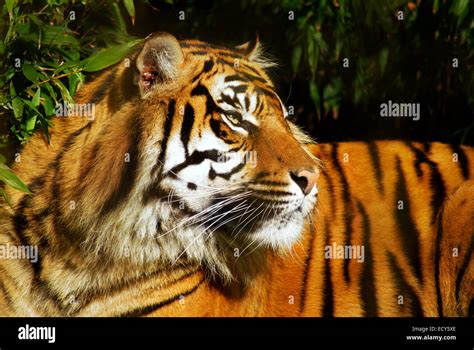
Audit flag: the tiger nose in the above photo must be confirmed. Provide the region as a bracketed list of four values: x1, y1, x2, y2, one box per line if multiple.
[290, 168, 320, 195]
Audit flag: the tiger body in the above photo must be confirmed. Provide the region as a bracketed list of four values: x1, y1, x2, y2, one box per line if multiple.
[0, 33, 472, 317]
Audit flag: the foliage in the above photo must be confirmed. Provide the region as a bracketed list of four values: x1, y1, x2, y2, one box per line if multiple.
[0, 0, 139, 205]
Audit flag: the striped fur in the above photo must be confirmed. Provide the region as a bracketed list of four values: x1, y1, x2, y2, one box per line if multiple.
[0, 33, 472, 316]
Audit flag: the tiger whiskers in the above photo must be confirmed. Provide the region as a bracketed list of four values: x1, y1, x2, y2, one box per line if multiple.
[172, 199, 251, 264]
[154, 191, 252, 240]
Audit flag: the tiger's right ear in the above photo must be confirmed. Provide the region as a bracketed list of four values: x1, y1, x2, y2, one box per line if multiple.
[135, 32, 184, 96]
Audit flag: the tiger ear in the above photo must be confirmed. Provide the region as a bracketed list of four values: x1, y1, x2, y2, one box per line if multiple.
[135, 32, 184, 96]
[235, 35, 260, 61]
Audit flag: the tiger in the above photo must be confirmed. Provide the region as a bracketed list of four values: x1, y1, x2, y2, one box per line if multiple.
[0, 32, 472, 317]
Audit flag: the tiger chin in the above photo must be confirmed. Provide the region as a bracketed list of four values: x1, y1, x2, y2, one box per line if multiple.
[1, 32, 473, 317]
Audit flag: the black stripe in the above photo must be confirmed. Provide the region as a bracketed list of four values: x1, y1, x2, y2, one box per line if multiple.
[299, 222, 316, 314]
[90, 70, 116, 104]
[331, 143, 353, 282]
[167, 149, 220, 176]
[449, 144, 469, 179]
[191, 84, 218, 117]
[367, 141, 383, 194]
[191, 59, 214, 83]
[215, 51, 247, 60]
[12, 175, 46, 247]
[210, 118, 227, 140]
[188, 50, 209, 56]
[252, 180, 288, 187]
[255, 99, 264, 115]
[255, 85, 279, 99]
[180, 103, 195, 157]
[406, 142, 446, 223]
[224, 74, 247, 83]
[13, 197, 32, 247]
[428, 165, 446, 226]
[156, 100, 176, 174]
[217, 60, 268, 84]
[244, 95, 250, 110]
[357, 202, 378, 317]
[220, 92, 240, 109]
[118, 278, 204, 317]
[209, 162, 245, 181]
[322, 220, 334, 317]
[31, 207, 51, 222]
[248, 189, 293, 197]
[434, 207, 444, 316]
[181, 42, 241, 54]
[455, 235, 474, 302]
[395, 156, 423, 282]
[386, 252, 424, 316]
[233, 85, 249, 95]
[202, 59, 214, 73]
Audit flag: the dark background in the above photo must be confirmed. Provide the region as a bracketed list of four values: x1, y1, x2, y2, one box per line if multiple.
[129, 0, 474, 145]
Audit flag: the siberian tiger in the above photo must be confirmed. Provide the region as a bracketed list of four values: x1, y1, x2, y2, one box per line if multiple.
[0, 32, 472, 317]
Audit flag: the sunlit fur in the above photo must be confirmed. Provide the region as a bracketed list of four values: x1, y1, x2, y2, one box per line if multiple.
[0, 34, 472, 317]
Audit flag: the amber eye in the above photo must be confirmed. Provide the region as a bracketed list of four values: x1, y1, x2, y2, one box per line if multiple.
[225, 114, 239, 125]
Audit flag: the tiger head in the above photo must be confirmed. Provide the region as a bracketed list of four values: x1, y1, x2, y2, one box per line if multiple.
[67, 33, 320, 281]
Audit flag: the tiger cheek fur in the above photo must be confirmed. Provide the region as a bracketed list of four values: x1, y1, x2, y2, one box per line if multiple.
[0, 32, 473, 317]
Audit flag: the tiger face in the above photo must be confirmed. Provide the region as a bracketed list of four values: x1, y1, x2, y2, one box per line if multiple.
[71, 33, 319, 280]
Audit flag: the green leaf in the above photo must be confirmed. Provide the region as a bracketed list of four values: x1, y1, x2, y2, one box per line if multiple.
[52, 79, 74, 104]
[32, 87, 41, 106]
[0, 163, 31, 194]
[111, 2, 127, 33]
[309, 80, 320, 110]
[379, 48, 389, 75]
[453, 0, 468, 16]
[0, 154, 6, 163]
[22, 64, 39, 83]
[26, 115, 37, 133]
[0, 188, 13, 208]
[81, 39, 143, 72]
[41, 93, 55, 117]
[123, 0, 136, 25]
[39, 119, 51, 143]
[306, 27, 318, 75]
[10, 82, 24, 120]
[32, 22, 79, 47]
[292, 45, 302, 73]
[68, 74, 82, 96]
[42, 82, 58, 102]
[6, 0, 16, 15]
[22, 99, 42, 115]
[27, 14, 43, 27]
